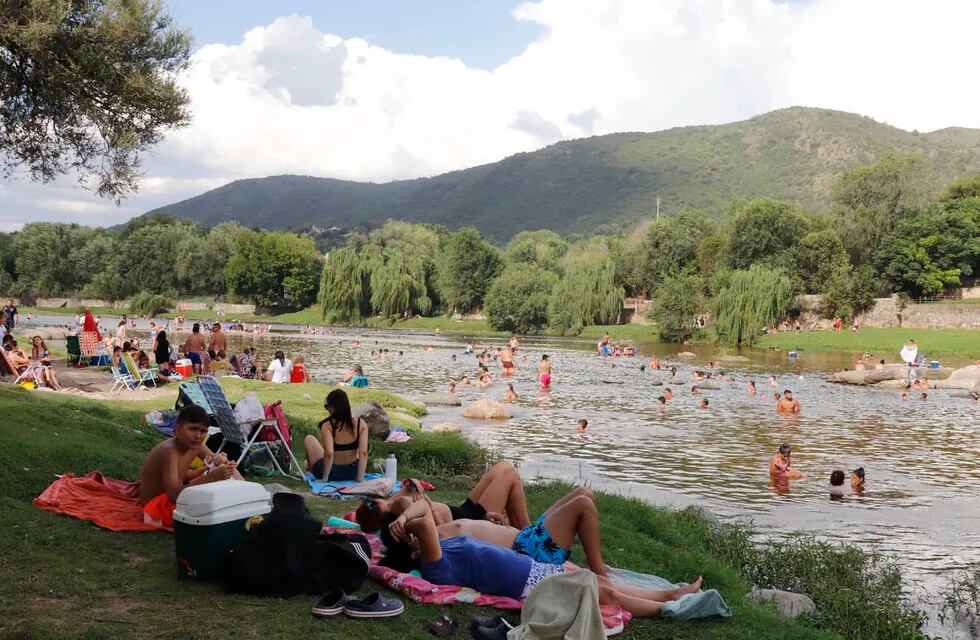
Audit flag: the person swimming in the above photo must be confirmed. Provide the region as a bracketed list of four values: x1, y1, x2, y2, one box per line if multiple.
[829, 469, 847, 496]
[851, 467, 866, 491]
[699, 398, 709, 409]
[768, 375, 777, 387]
[769, 443, 804, 480]
[576, 419, 588, 432]
[657, 396, 666, 408]
[505, 383, 518, 402]
[663, 387, 673, 400]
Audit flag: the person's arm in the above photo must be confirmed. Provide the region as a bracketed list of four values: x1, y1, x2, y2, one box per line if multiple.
[405, 508, 442, 563]
[356, 418, 369, 482]
[318, 423, 335, 481]
[769, 456, 779, 476]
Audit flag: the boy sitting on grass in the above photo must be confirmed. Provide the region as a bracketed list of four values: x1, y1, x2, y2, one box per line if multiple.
[139, 405, 242, 526]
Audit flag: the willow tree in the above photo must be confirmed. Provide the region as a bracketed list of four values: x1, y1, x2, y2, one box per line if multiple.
[711, 264, 795, 346]
[548, 252, 624, 335]
[370, 249, 431, 319]
[318, 248, 370, 323]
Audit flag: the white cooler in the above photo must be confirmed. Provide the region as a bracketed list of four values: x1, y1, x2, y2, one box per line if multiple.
[173, 480, 271, 580]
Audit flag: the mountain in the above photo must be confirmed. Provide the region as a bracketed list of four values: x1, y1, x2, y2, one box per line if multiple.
[145, 107, 980, 242]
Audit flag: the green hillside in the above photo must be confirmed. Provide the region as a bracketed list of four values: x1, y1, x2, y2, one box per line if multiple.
[146, 107, 980, 242]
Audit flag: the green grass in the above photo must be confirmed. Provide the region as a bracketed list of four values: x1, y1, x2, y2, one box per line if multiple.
[579, 324, 659, 341]
[0, 385, 931, 640]
[757, 327, 980, 359]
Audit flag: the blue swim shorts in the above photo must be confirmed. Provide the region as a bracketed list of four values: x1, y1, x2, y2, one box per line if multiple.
[512, 514, 571, 565]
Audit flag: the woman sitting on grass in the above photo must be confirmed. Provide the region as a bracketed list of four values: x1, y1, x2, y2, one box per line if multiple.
[379, 498, 703, 615]
[303, 389, 368, 482]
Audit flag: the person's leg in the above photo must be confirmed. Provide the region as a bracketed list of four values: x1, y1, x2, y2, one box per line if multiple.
[540, 495, 608, 577]
[303, 435, 323, 471]
[597, 574, 702, 602]
[469, 462, 531, 528]
[542, 487, 595, 517]
[597, 581, 664, 617]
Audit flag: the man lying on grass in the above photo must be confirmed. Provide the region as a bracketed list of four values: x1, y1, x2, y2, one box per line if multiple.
[380, 498, 702, 616]
[139, 405, 242, 526]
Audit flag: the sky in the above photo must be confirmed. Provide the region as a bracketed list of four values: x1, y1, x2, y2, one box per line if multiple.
[4, 0, 980, 232]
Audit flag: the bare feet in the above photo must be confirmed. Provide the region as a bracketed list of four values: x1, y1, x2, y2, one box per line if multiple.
[676, 576, 703, 597]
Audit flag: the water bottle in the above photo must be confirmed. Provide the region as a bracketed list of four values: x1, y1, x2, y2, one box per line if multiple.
[385, 454, 397, 482]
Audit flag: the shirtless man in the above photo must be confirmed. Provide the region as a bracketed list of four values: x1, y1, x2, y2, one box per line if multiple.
[139, 405, 241, 525]
[776, 389, 801, 415]
[388, 486, 610, 577]
[538, 354, 552, 389]
[500, 345, 515, 376]
[182, 323, 208, 373]
[509, 334, 519, 352]
[208, 323, 228, 357]
[663, 387, 673, 400]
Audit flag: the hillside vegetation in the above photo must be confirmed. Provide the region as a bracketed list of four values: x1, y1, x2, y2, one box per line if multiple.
[145, 107, 980, 241]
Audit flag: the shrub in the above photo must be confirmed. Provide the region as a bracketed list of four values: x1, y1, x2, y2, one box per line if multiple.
[129, 292, 175, 316]
[370, 433, 496, 478]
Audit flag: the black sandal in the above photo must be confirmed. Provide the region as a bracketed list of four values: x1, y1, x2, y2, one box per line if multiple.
[428, 615, 458, 637]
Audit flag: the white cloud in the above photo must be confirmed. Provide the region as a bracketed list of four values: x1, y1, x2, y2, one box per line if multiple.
[5, 0, 980, 227]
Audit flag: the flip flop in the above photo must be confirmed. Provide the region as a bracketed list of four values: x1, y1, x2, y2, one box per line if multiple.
[344, 592, 404, 619]
[428, 614, 458, 636]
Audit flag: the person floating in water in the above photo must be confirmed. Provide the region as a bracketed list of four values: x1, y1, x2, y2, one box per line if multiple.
[776, 389, 801, 415]
[770, 443, 804, 480]
[538, 354, 552, 389]
[577, 419, 588, 432]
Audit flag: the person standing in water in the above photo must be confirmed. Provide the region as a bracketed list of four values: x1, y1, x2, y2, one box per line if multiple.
[538, 354, 552, 389]
[769, 443, 804, 480]
[776, 389, 801, 415]
[501, 344, 515, 376]
[747, 380, 756, 397]
[851, 467, 866, 492]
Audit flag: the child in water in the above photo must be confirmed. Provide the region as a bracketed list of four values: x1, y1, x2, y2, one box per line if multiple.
[769, 443, 804, 480]
[538, 355, 552, 389]
[576, 419, 588, 432]
[851, 467, 866, 491]
[504, 383, 518, 402]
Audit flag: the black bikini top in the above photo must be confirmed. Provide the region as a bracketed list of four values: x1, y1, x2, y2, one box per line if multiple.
[319, 417, 363, 451]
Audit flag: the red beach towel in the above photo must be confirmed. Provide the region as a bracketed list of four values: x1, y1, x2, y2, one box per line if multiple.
[33, 471, 172, 532]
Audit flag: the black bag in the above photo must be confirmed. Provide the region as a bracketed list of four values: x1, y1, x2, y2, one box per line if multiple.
[220, 492, 371, 596]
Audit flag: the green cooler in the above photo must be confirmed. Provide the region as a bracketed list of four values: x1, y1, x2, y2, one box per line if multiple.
[173, 480, 271, 581]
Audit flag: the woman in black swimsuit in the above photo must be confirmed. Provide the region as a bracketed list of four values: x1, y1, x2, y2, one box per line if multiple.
[303, 389, 368, 482]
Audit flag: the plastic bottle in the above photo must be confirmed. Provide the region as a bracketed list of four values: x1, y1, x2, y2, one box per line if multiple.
[385, 454, 397, 481]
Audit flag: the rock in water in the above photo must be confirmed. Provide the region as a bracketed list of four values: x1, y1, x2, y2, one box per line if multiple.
[462, 399, 513, 419]
[828, 367, 905, 385]
[677, 351, 697, 358]
[353, 401, 391, 438]
[418, 392, 462, 406]
[430, 422, 461, 433]
[933, 365, 980, 391]
[748, 589, 816, 618]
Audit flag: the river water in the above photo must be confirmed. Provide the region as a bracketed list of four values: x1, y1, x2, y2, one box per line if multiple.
[22, 315, 980, 632]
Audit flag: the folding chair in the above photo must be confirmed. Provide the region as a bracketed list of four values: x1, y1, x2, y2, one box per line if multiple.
[109, 367, 137, 392]
[66, 335, 84, 367]
[197, 375, 304, 480]
[121, 352, 158, 389]
[0, 349, 42, 386]
[196, 351, 212, 376]
[176, 380, 214, 414]
[79, 332, 100, 364]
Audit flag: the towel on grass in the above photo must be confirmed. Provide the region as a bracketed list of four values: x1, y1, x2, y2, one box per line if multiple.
[306, 472, 399, 499]
[33, 471, 172, 533]
[610, 567, 732, 619]
[326, 527, 630, 634]
[508, 569, 607, 639]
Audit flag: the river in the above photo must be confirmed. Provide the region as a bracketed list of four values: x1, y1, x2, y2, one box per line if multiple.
[22, 315, 980, 633]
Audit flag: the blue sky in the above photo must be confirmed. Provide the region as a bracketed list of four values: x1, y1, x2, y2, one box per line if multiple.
[168, 0, 540, 69]
[4, 0, 980, 231]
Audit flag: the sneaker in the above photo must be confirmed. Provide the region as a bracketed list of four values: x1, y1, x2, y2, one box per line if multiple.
[344, 592, 405, 618]
[312, 589, 355, 618]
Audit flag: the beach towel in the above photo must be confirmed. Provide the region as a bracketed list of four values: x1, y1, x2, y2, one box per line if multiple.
[610, 567, 732, 619]
[33, 471, 172, 532]
[306, 472, 399, 499]
[508, 569, 607, 639]
[328, 528, 630, 634]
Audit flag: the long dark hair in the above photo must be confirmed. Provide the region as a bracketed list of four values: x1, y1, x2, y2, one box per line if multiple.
[275, 350, 285, 365]
[325, 388, 354, 435]
[378, 514, 418, 573]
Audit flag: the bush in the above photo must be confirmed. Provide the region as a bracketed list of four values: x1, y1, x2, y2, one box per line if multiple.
[370, 432, 496, 478]
[484, 264, 557, 334]
[129, 292, 175, 316]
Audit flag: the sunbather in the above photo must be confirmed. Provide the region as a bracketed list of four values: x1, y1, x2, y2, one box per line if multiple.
[139, 405, 242, 526]
[387, 486, 611, 577]
[356, 461, 532, 532]
[380, 499, 703, 616]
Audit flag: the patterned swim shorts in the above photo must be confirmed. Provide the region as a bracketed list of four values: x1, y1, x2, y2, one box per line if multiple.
[520, 561, 566, 598]
[512, 514, 571, 565]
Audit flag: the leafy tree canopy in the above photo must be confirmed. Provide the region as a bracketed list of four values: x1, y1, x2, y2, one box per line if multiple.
[724, 199, 810, 270]
[485, 264, 557, 334]
[505, 230, 568, 275]
[712, 264, 795, 346]
[648, 270, 705, 343]
[0, 0, 191, 198]
[438, 227, 502, 314]
[225, 230, 322, 308]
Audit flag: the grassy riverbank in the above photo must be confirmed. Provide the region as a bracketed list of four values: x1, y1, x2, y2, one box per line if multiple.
[0, 382, 930, 640]
[757, 327, 980, 360]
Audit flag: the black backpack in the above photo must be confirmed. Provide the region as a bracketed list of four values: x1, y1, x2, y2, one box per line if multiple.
[220, 492, 372, 596]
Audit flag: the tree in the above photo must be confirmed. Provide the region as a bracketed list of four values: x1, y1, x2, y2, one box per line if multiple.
[724, 199, 810, 270]
[0, 0, 191, 198]
[12, 223, 114, 295]
[940, 174, 980, 203]
[225, 231, 322, 308]
[319, 247, 371, 323]
[793, 229, 850, 293]
[639, 210, 712, 293]
[102, 219, 197, 297]
[174, 222, 242, 296]
[648, 271, 705, 343]
[820, 265, 878, 320]
[505, 230, 568, 275]
[712, 265, 795, 347]
[438, 228, 502, 314]
[370, 248, 432, 319]
[548, 252, 624, 335]
[484, 264, 557, 334]
[831, 154, 932, 264]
